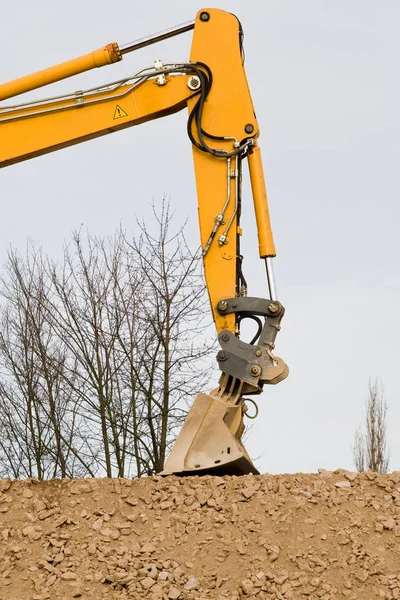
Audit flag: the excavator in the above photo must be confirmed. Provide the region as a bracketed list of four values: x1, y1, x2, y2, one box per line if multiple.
[0, 8, 288, 476]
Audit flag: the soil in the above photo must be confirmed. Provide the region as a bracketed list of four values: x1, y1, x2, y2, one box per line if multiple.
[1, 470, 400, 599]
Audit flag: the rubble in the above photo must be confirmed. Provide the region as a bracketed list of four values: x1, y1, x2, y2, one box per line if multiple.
[1, 471, 400, 598]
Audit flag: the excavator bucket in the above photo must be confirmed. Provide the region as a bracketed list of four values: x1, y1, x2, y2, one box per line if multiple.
[161, 392, 259, 476]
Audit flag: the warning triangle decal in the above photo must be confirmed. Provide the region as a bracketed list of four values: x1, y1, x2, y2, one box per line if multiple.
[113, 105, 128, 120]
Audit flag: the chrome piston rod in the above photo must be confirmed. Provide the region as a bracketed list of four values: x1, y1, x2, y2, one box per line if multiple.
[265, 257, 278, 301]
[120, 20, 195, 55]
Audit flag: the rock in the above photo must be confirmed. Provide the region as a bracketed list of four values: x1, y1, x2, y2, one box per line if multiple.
[70, 482, 92, 494]
[240, 579, 254, 594]
[375, 521, 384, 533]
[184, 577, 198, 590]
[242, 488, 255, 500]
[168, 587, 181, 599]
[37, 507, 61, 520]
[141, 542, 156, 553]
[54, 515, 69, 528]
[22, 525, 43, 541]
[141, 576, 156, 589]
[344, 472, 359, 482]
[299, 490, 313, 498]
[0, 479, 11, 492]
[236, 541, 246, 555]
[274, 571, 289, 585]
[100, 527, 120, 540]
[124, 497, 138, 506]
[383, 517, 396, 530]
[355, 570, 369, 583]
[92, 517, 103, 531]
[318, 469, 333, 478]
[335, 481, 351, 489]
[61, 571, 77, 580]
[196, 490, 212, 505]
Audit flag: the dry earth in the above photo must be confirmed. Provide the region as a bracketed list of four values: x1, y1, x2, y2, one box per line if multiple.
[1, 470, 400, 599]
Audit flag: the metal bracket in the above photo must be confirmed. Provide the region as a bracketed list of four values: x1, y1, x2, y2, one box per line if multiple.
[216, 296, 288, 390]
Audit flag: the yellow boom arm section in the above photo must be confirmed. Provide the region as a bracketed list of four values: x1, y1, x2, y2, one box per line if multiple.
[0, 8, 288, 476]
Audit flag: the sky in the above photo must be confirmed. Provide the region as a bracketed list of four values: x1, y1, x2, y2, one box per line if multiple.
[1, 1, 399, 475]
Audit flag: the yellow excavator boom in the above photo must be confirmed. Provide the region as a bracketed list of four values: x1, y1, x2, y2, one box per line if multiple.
[0, 8, 288, 475]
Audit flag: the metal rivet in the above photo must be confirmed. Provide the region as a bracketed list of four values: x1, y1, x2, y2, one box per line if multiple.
[200, 11, 210, 21]
[244, 123, 254, 134]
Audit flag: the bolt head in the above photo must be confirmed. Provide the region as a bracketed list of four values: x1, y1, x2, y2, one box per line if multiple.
[250, 365, 261, 376]
[255, 349, 262, 357]
[221, 333, 230, 343]
[218, 300, 228, 312]
[217, 350, 227, 361]
[244, 123, 254, 134]
[268, 302, 279, 314]
[200, 11, 210, 21]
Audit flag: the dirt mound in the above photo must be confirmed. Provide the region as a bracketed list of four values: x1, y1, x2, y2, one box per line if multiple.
[1, 471, 400, 599]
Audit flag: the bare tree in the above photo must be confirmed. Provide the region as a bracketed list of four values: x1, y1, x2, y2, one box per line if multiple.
[0, 244, 83, 479]
[0, 201, 215, 479]
[353, 378, 389, 473]
[126, 202, 214, 473]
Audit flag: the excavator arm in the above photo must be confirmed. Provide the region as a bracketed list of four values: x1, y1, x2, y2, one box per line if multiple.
[0, 8, 288, 475]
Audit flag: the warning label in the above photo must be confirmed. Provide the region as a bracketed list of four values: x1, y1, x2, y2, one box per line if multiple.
[113, 105, 128, 120]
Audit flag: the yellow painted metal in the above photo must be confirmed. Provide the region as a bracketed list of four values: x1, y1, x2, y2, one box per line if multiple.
[248, 145, 276, 258]
[0, 76, 194, 167]
[0, 7, 277, 335]
[0, 43, 121, 102]
[189, 9, 259, 334]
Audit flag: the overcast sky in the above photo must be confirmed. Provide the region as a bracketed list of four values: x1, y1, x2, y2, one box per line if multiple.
[1, 1, 399, 475]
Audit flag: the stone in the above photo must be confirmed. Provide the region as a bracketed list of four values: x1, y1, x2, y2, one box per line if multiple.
[242, 488, 255, 500]
[196, 490, 212, 505]
[141, 576, 156, 589]
[355, 570, 369, 583]
[54, 515, 69, 528]
[240, 579, 254, 595]
[184, 577, 198, 590]
[0, 479, 11, 492]
[299, 490, 313, 498]
[344, 472, 359, 482]
[92, 517, 103, 531]
[382, 517, 396, 530]
[100, 527, 120, 540]
[61, 571, 77, 580]
[141, 542, 156, 553]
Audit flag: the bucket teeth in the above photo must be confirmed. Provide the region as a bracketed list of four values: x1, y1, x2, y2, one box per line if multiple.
[161, 392, 259, 476]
